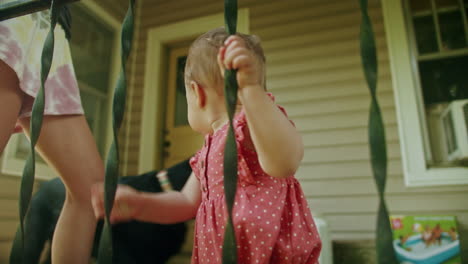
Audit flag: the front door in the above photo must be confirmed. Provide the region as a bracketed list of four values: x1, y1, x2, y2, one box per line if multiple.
[163, 45, 201, 264]
[162, 46, 203, 168]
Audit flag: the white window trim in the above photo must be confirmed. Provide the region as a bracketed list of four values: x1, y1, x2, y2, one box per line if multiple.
[0, 0, 121, 181]
[381, 0, 468, 187]
[138, 9, 250, 173]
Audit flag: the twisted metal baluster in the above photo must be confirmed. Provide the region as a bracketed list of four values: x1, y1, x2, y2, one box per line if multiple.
[97, 1, 135, 263]
[9, 1, 58, 263]
[359, 0, 398, 263]
[222, 0, 239, 263]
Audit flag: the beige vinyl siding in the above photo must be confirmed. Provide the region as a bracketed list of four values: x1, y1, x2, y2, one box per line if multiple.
[93, 0, 128, 21]
[0, 175, 40, 263]
[0, 177, 20, 261]
[117, 0, 142, 176]
[121, 0, 468, 258]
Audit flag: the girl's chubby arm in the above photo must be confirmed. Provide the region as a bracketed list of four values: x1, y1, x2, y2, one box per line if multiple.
[91, 172, 202, 224]
[218, 35, 304, 179]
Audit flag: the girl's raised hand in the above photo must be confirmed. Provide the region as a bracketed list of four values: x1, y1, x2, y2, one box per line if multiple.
[91, 182, 141, 224]
[218, 35, 262, 93]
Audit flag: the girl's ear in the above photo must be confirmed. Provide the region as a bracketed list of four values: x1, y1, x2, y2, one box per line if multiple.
[190, 80, 206, 108]
[217, 47, 226, 79]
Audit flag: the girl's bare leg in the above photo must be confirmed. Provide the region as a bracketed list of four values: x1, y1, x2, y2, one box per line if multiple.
[0, 60, 23, 153]
[19, 115, 104, 264]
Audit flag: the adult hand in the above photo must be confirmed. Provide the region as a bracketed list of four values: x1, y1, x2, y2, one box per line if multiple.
[91, 182, 141, 224]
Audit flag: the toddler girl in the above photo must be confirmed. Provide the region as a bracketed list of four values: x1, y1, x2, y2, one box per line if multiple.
[92, 27, 321, 264]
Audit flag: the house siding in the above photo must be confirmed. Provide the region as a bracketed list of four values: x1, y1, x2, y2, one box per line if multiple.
[124, 0, 468, 261]
[93, 0, 128, 21]
[0, 174, 40, 263]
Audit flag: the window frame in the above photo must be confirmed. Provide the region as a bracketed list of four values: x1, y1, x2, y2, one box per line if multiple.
[381, 0, 468, 187]
[1, 0, 121, 181]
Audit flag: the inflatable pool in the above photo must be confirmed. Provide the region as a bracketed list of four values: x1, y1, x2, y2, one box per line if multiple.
[393, 233, 459, 264]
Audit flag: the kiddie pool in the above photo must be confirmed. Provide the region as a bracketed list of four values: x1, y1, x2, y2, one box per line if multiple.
[393, 233, 459, 264]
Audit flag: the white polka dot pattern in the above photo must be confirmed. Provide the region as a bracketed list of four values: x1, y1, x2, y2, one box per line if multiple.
[189, 94, 321, 264]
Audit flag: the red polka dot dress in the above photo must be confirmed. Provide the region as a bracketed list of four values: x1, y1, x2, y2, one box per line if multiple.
[190, 94, 322, 264]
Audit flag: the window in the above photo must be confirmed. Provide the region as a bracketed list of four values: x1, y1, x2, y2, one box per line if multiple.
[69, 3, 118, 155]
[1, 2, 120, 180]
[382, 0, 468, 186]
[405, 0, 468, 166]
[173, 56, 188, 127]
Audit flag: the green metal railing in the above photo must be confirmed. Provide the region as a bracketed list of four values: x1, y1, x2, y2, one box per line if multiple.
[359, 0, 398, 263]
[96, 1, 135, 263]
[222, 0, 238, 263]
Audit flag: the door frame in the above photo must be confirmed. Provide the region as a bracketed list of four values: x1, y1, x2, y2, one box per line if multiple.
[139, 9, 250, 173]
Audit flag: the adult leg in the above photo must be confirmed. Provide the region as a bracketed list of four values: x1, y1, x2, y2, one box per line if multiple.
[0, 60, 23, 153]
[19, 115, 104, 264]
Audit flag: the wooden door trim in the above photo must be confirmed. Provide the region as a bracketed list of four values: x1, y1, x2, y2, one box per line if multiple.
[139, 9, 250, 173]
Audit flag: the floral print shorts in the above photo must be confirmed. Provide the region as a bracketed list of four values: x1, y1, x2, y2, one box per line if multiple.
[0, 8, 83, 132]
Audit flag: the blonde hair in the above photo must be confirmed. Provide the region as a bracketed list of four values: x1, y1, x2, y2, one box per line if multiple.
[184, 27, 266, 92]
